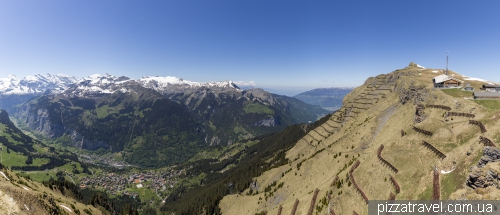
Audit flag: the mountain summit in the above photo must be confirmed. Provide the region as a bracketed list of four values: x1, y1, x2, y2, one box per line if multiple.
[0, 73, 242, 110]
[0, 73, 78, 95]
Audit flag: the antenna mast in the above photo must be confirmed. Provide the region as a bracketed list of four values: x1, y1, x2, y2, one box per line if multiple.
[446, 51, 449, 75]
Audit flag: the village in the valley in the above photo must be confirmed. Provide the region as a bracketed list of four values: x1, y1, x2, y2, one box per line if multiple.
[85, 169, 183, 201]
[64, 157, 187, 202]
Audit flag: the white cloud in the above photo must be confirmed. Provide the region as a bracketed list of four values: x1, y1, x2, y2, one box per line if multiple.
[234, 81, 256, 86]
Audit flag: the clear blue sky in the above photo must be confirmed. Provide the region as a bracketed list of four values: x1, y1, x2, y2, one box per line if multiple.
[1, 1, 499, 94]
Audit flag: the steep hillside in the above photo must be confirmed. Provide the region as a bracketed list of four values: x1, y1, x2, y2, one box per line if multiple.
[158, 115, 333, 215]
[1, 110, 144, 215]
[0, 164, 105, 215]
[14, 79, 204, 168]
[219, 63, 500, 214]
[0, 110, 82, 172]
[141, 78, 329, 145]
[293, 87, 353, 111]
[0, 110, 115, 215]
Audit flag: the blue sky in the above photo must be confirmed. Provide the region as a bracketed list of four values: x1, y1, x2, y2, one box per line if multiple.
[1, 1, 500, 95]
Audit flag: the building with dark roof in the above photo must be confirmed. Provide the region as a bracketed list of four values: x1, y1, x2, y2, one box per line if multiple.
[481, 85, 500, 92]
[473, 92, 500, 99]
[433, 74, 463, 88]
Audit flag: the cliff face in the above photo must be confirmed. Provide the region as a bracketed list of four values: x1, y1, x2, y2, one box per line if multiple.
[11, 88, 207, 167]
[15, 106, 110, 150]
[20, 107, 64, 138]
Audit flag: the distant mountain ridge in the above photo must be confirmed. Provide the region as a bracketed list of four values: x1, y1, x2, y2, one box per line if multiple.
[0, 73, 241, 96]
[0, 73, 79, 110]
[2, 73, 328, 167]
[0, 73, 78, 95]
[293, 87, 353, 110]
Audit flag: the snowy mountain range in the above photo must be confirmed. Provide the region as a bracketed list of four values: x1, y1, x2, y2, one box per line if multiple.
[0, 73, 79, 95]
[0, 73, 241, 96]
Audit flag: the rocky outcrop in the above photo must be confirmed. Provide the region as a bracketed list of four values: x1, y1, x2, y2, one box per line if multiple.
[478, 147, 500, 167]
[467, 166, 500, 189]
[22, 108, 65, 138]
[467, 147, 500, 189]
[252, 116, 281, 127]
[69, 129, 110, 150]
[206, 135, 221, 146]
[396, 85, 428, 105]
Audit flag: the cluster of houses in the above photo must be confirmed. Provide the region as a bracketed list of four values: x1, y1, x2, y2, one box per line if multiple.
[79, 172, 131, 195]
[432, 73, 500, 99]
[77, 169, 185, 198]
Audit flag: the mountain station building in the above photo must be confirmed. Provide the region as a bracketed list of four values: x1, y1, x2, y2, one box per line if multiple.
[433, 74, 463, 88]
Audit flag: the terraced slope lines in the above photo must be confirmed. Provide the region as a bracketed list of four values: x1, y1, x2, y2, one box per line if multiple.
[349, 160, 368, 204]
[389, 175, 400, 194]
[422, 141, 447, 159]
[290, 199, 299, 215]
[479, 136, 497, 147]
[277, 205, 282, 215]
[219, 63, 500, 215]
[432, 167, 440, 200]
[377, 145, 399, 173]
[307, 189, 320, 215]
[469, 120, 487, 133]
[426, 104, 451, 111]
[447, 112, 475, 118]
[412, 126, 433, 136]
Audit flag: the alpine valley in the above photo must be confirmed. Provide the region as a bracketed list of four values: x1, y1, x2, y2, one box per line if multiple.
[1, 73, 328, 167]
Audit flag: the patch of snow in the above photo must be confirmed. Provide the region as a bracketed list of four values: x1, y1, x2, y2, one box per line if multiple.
[416, 64, 425, 69]
[77, 85, 114, 94]
[21, 186, 29, 191]
[24, 75, 38, 81]
[462, 76, 496, 85]
[441, 166, 456, 174]
[432, 70, 439, 73]
[24, 204, 29, 211]
[60, 205, 73, 213]
[0, 171, 9, 180]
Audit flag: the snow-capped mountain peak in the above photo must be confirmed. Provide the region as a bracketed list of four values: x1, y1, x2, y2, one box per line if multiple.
[69, 74, 132, 96]
[80, 74, 130, 85]
[1, 73, 241, 97]
[0, 73, 79, 95]
[138, 76, 240, 90]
